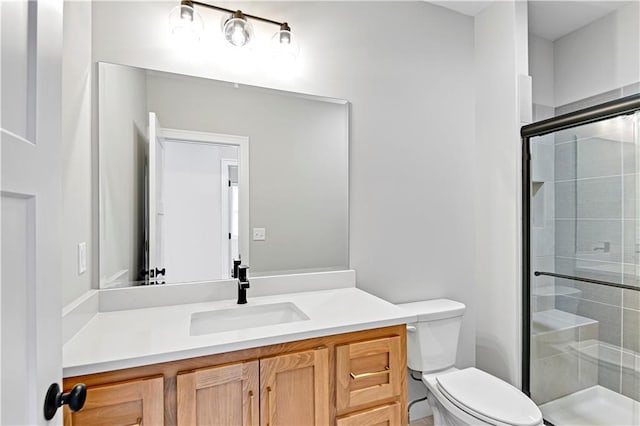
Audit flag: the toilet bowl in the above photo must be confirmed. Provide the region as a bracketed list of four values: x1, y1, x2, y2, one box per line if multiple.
[398, 300, 542, 426]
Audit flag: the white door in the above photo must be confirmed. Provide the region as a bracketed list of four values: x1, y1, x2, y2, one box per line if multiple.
[148, 112, 165, 283]
[1, 0, 65, 424]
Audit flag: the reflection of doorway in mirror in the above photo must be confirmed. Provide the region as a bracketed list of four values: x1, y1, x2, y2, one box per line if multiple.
[161, 140, 239, 283]
[161, 128, 249, 284]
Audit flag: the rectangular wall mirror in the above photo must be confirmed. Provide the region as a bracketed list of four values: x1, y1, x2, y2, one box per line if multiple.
[98, 62, 349, 288]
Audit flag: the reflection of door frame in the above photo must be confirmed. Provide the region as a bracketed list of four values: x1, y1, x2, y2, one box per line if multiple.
[221, 159, 239, 278]
[159, 128, 250, 269]
[148, 112, 166, 284]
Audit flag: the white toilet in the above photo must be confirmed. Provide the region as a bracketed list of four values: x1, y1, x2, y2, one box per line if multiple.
[398, 299, 542, 426]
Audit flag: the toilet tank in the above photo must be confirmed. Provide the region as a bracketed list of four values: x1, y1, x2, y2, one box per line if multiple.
[397, 299, 466, 373]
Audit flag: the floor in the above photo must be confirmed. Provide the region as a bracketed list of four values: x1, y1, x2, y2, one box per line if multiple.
[409, 416, 434, 426]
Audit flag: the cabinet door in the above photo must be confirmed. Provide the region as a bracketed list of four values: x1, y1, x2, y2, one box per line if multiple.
[336, 336, 402, 412]
[260, 348, 329, 426]
[63, 376, 163, 426]
[336, 403, 401, 426]
[177, 360, 259, 426]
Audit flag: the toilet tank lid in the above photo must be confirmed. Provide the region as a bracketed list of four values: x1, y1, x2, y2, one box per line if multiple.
[397, 299, 466, 322]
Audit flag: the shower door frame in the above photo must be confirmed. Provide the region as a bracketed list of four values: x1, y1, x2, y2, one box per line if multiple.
[520, 93, 640, 400]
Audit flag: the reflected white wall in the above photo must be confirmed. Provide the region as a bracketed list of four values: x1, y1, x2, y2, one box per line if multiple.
[98, 64, 148, 286]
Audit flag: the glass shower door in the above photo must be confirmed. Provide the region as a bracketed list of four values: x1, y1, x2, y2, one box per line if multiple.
[529, 111, 640, 425]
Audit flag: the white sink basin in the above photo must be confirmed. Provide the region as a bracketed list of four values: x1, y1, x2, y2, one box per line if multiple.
[190, 302, 310, 336]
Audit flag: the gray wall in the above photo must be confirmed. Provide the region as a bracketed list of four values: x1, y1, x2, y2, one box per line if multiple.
[473, 1, 530, 387]
[98, 63, 148, 286]
[62, 1, 93, 305]
[553, 1, 640, 107]
[528, 1, 640, 112]
[146, 73, 349, 275]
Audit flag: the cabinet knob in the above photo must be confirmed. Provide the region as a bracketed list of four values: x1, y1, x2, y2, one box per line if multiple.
[43, 383, 87, 420]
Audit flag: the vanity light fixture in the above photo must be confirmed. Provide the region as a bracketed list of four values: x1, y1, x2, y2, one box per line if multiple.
[169, 0, 299, 58]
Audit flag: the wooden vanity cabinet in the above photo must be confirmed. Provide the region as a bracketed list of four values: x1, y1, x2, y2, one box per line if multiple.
[63, 325, 406, 426]
[176, 348, 329, 426]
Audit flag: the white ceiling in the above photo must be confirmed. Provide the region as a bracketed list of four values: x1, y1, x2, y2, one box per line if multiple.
[429, 1, 493, 16]
[431, 0, 634, 41]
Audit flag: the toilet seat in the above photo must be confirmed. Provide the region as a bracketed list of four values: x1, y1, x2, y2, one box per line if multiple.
[435, 368, 542, 426]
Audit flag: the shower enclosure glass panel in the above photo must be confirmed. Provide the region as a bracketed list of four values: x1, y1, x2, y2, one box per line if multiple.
[529, 111, 640, 425]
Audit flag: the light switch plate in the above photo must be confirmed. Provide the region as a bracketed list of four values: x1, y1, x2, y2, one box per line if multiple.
[78, 242, 87, 275]
[253, 228, 266, 241]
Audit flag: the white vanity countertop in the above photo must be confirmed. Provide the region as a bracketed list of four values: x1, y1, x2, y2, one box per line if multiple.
[63, 287, 416, 377]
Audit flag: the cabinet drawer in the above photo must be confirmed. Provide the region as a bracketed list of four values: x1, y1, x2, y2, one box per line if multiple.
[336, 403, 401, 426]
[336, 336, 402, 411]
[63, 375, 163, 426]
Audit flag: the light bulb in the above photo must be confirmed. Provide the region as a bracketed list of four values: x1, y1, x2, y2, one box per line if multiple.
[231, 23, 246, 46]
[180, 6, 193, 20]
[168, 2, 203, 45]
[223, 12, 253, 47]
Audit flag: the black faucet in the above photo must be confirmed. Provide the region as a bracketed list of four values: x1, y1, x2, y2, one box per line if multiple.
[232, 258, 242, 278]
[237, 265, 250, 304]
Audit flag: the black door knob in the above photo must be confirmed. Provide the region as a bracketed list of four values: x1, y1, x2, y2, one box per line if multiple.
[43, 382, 86, 420]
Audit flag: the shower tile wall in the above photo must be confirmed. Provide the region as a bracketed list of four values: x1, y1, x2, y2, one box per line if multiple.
[552, 113, 640, 401]
[532, 104, 556, 313]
